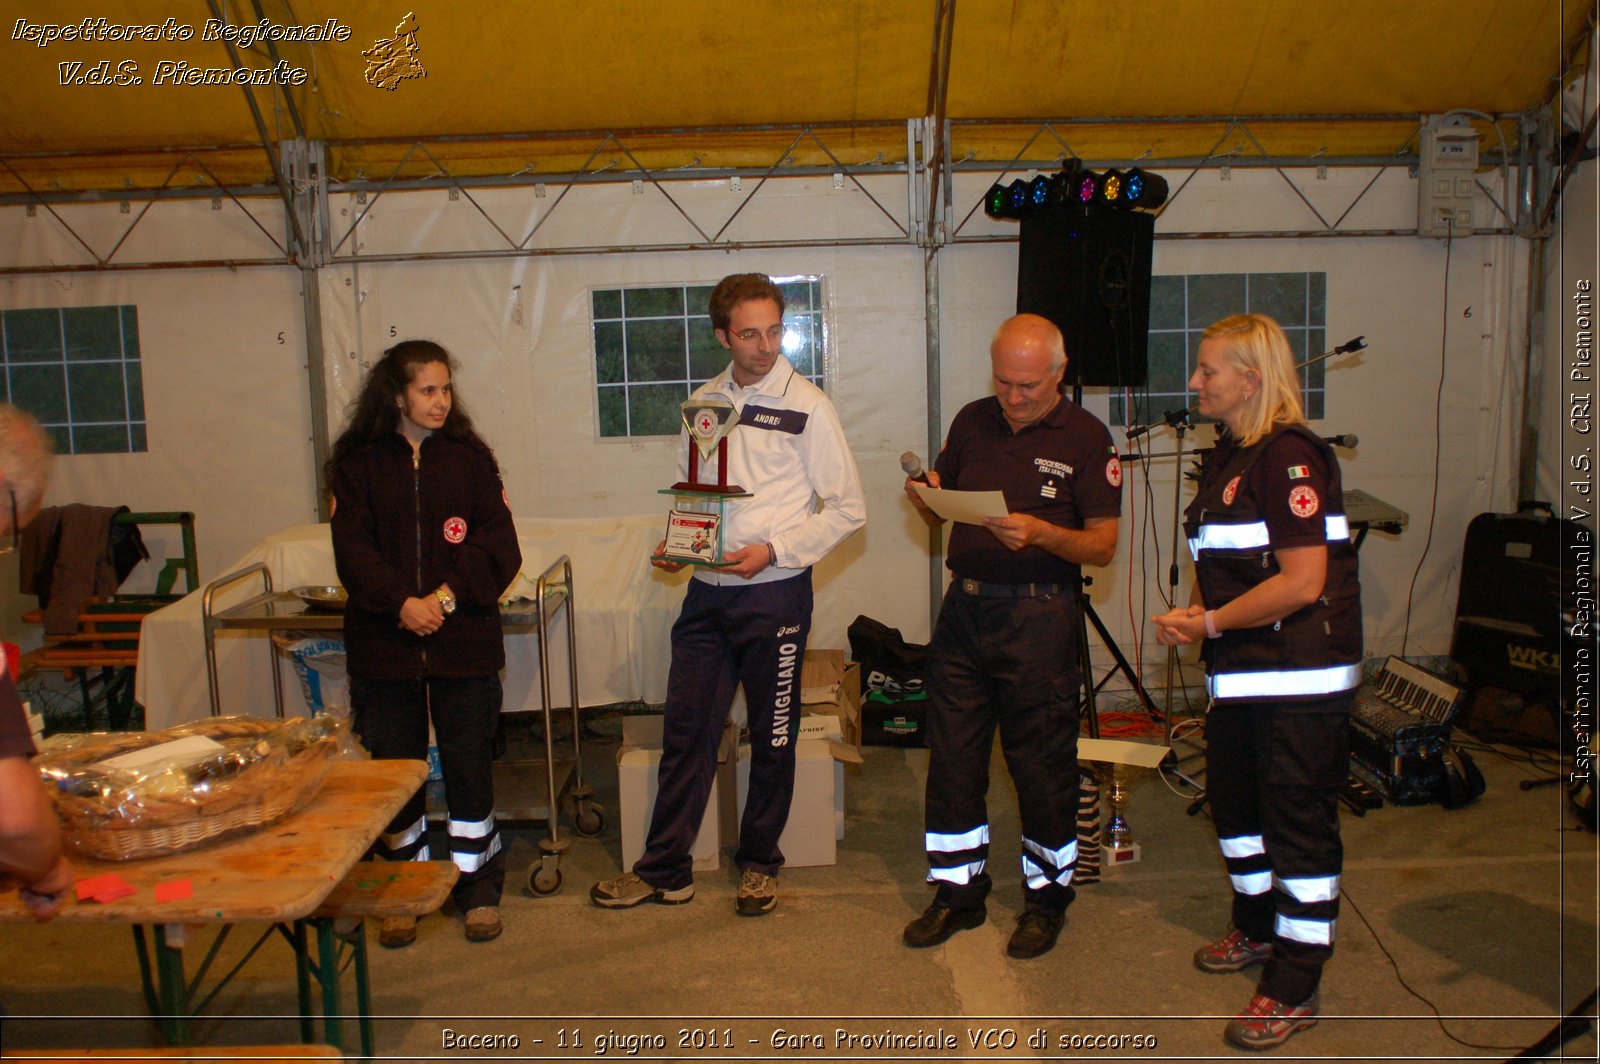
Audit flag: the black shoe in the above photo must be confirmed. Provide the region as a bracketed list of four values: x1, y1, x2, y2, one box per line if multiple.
[1006, 909, 1064, 959]
[903, 902, 986, 948]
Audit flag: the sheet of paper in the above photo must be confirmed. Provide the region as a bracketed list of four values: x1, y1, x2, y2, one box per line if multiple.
[1078, 738, 1172, 769]
[97, 735, 224, 772]
[913, 484, 1009, 525]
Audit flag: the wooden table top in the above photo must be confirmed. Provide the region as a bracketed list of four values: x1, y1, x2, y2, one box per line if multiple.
[0, 759, 426, 926]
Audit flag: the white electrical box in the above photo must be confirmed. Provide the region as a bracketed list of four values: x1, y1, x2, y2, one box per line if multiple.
[1417, 115, 1479, 238]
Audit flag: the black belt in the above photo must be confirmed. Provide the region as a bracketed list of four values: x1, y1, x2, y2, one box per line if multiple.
[956, 578, 1066, 598]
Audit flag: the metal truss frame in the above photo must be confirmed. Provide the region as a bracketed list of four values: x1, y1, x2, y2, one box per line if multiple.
[0, 109, 1558, 278]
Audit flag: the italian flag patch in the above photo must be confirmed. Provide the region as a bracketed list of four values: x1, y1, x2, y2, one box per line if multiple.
[1287, 465, 1311, 480]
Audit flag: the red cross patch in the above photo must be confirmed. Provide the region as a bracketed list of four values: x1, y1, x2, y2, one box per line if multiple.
[1105, 455, 1122, 488]
[1288, 485, 1320, 518]
[1222, 475, 1241, 506]
[443, 516, 468, 543]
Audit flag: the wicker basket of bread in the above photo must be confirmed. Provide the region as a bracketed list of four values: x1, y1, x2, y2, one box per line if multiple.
[35, 715, 349, 860]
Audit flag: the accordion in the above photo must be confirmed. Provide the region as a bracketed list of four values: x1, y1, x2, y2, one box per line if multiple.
[1348, 657, 1463, 806]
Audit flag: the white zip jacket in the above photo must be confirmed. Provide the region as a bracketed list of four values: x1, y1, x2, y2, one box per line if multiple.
[678, 356, 866, 587]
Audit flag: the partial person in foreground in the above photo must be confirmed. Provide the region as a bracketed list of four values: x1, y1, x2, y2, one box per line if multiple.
[1152, 313, 1361, 1051]
[591, 273, 866, 917]
[328, 341, 522, 946]
[902, 313, 1120, 959]
[0, 405, 72, 920]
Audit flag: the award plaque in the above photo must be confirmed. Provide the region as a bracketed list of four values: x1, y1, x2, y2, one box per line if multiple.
[656, 398, 751, 566]
[674, 399, 743, 493]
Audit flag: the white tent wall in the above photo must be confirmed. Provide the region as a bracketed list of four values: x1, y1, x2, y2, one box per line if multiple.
[943, 168, 1527, 679]
[0, 247, 317, 652]
[316, 180, 931, 655]
[0, 165, 1535, 684]
[303, 166, 1524, 686]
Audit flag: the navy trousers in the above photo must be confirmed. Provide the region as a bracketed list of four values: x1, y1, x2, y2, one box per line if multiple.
[923, 586, 1082, 914]
[351, 675, 506, 910]
[635, 571, 813, 890]
[1205, 698, 1350, 1005]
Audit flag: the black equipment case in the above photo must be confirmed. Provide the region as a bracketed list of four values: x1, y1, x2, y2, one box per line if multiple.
[1449, 501, 1580, 705]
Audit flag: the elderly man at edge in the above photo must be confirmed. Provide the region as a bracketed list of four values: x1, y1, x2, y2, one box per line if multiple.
[0, 406, 72, 920]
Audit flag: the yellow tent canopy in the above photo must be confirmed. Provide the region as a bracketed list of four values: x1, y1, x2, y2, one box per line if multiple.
[2, 0, 1591, 194]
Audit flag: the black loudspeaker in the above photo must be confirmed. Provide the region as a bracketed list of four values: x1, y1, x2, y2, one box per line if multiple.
[1016, 205, 1154, 387]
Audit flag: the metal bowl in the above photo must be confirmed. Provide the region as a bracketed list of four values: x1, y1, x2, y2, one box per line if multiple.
[290, 585, 348, 611]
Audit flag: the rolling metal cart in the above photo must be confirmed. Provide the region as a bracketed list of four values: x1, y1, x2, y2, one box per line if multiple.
[200, 554, 602, 895]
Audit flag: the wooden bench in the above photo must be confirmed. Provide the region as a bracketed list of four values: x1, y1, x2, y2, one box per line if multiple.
[21, 601, 164, 730]
[295, 860, 458, 1059]
[21, 511, 199, 731]
[1, 1048, 342, 1061]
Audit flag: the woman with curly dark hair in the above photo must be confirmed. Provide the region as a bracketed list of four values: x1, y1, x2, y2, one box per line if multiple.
[327, 340, 521, 947]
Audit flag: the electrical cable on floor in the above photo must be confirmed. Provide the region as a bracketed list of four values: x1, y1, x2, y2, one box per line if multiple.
[1156, 715, 1207, 800]
[1341, 886, 1530, 1052]
[1400, 221, 1454, 657]
[1452, 736, 1564, 778]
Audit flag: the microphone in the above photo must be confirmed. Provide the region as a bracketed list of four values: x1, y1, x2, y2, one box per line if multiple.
[1334, 336, 1367, 355]
[1126, 407, 1192, 440]
[900, 451, 929, 484]
[1324, 433, 1359, 449]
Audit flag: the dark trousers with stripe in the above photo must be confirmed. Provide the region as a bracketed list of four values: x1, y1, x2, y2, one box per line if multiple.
[352, 675, 506, 910]
[923, 586, 1082, 913]
[635, 571, 813, 890]
[1205, 698, 1350, 1005]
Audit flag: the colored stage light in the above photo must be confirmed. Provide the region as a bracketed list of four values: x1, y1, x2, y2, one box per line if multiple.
[984, 182, 1009, 218]
[1005, 179, 1029, 214]
[1101, 169, 1124, 206]
[1123, 168, 1169, 209]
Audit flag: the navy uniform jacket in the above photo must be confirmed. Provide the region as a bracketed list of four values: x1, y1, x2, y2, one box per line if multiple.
[330, 432, 522, 682]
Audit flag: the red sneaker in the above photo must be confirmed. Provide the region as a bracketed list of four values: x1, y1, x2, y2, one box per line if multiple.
[1193, 928, 1273, 972]
[1223, 991, 1319, 1050]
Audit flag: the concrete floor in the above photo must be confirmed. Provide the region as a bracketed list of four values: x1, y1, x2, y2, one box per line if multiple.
[2, 710, 1596, 1061]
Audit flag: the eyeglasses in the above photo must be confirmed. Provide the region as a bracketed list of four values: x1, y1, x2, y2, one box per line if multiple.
[728, 325, 786, 345]
[0, 488, 16, 556]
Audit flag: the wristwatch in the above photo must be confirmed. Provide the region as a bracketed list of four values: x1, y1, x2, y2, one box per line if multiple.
[435, 587, 457, 615]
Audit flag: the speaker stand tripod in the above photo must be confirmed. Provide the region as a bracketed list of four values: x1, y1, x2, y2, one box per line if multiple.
[1075, 575, 1160, 738]
[1068, 385, 1160, 737]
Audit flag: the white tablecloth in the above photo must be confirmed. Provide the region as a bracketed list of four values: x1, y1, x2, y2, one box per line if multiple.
[135, 516, 686, 729]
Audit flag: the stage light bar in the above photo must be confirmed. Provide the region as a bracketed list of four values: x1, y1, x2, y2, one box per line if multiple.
[985, 166, 1169, 219]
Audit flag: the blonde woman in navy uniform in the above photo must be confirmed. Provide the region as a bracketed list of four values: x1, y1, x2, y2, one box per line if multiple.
[1153, 314, 1361, 1051]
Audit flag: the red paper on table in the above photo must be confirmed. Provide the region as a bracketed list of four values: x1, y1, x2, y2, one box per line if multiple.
[74, 874, 114, 902]
[74, 873, 136, 903]
[154, 880, 193, 903]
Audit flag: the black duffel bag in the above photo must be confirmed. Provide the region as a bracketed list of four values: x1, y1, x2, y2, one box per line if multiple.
[848, 615, 929, 747]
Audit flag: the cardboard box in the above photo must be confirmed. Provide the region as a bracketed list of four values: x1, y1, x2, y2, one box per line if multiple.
[800, 649, 862, 754]
[616, 715, 736, 873]
[733, 738, 844, 867]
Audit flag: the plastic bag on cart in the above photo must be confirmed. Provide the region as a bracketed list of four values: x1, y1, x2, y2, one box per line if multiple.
[271, 634, 349, 720]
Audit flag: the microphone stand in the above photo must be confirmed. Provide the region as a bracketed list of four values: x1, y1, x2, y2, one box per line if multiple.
[1297, 335, 1367, 371]
[1126, 407, 1194, 737]
[1162, 413, 1190, 734]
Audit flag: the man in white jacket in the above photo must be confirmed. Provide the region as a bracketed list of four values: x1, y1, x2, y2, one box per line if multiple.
[592, 273, 866, 917]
